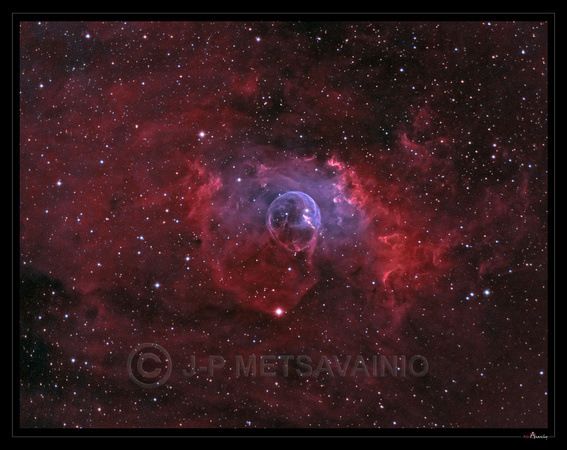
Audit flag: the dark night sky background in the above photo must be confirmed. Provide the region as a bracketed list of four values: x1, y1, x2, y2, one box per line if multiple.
[17, 15, 551, 433]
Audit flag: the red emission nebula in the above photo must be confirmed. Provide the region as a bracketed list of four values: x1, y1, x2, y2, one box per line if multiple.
[17, 18, 551, 433]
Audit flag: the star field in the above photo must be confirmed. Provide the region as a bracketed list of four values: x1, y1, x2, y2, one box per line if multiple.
[17, 16, 551, 434]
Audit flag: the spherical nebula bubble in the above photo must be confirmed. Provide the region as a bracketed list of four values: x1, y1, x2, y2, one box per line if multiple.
[266, 191, 321, 252]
